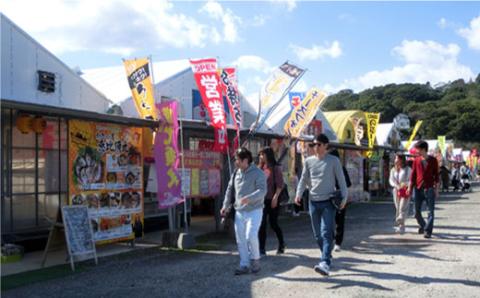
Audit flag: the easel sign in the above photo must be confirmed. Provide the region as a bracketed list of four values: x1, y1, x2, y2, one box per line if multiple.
[61, 206, 98, 271]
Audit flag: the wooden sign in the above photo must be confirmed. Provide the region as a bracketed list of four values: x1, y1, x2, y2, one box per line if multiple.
[61, 206, 98, 271]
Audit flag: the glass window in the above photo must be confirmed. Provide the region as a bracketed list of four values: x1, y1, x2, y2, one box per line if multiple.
[12, 117, 36, 148]
[11, 194, 37, 230]
[38, 118, 59, 149]
[12, 149, 35, 193]
[38, 194, 61, 223]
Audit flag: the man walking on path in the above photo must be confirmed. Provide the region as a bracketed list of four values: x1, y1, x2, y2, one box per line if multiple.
[295, 134, 348, 276]
[221, 148, 267, 275]
[408, 140, 439, 239]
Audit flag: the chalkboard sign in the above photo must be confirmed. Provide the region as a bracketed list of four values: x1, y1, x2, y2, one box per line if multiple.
[62, 206, 98, 270]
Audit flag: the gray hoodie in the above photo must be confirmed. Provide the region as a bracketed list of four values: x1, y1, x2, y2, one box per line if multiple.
[222, 164, 267, 212]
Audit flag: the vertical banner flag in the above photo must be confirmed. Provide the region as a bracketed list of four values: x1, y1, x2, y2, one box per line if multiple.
[438, 135, 446, 158]
[365, 112, 380, 158]
[254, 61, 305, 132]
[190, 58, 229, 152]
[154, 101, 183, 209]
[219, 67, 242, 150]
[284, 88, 327, 138]
[405, 120, 423, 150]
[123, 58, 157, 120]
[289, 92, 306, 110]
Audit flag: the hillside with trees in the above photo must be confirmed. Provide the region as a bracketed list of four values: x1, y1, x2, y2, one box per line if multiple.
[322, 74, 480, 145]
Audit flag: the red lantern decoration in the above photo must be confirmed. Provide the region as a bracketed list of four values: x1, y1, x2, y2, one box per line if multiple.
[31, 116, 47, 134]
[15, 114, 32, 134]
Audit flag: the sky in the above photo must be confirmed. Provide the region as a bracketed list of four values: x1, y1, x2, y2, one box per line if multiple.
[2, 0, 480, 104]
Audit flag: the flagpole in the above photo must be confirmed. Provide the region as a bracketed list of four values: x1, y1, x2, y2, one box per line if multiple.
[179, 107, 189, 234]
[249, 66, 307, 140]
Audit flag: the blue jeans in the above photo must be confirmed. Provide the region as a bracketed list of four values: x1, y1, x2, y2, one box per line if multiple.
[414, 188, 435, 234]
[309, 200, 336, 266]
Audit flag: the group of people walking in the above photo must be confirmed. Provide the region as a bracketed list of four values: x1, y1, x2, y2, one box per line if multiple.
[221, 135, 441, 277]
[390, 140, 439, 239]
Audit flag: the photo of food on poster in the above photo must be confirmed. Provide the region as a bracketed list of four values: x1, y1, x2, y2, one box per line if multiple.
[68, 119, 144, 243]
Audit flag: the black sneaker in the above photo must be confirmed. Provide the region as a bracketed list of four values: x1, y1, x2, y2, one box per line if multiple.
[424, 233, 432, 239]
[234, 266, 250, 275]
[276, 245, 285, 254]
[418, 227, 424, 234]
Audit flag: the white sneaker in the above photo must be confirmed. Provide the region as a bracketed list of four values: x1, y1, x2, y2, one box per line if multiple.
[292, 212, 300, 217]
[333, 244, 341, 252]
[314, 261, 330, 276]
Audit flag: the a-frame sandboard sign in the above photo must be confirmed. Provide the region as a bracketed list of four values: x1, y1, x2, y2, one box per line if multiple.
[61, 205, 98, 271]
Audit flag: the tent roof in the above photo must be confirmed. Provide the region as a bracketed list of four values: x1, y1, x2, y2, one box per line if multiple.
[323, 110, 365, 143]
[82, 59, 191, 104]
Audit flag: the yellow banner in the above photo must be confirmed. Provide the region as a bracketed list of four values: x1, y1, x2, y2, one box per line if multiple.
[365, 112, 380, 158]
[405, 120, 423, 149]
[284, 87, 327, 138]
[123, 58, 157, 120]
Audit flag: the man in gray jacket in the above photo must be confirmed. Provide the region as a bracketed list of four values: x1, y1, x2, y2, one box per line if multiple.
[295, 134, 348, 276]
[221, 147, 267, 275]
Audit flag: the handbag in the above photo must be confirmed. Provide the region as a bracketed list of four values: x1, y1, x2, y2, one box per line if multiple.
[329, 190, 343, 209]
[397, 186, 408, 199]
[223, 169, 238, 220]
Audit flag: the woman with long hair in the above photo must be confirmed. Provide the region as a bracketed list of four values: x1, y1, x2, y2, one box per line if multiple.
[389, 154, 411, 234]
[258, 146, 285, 256]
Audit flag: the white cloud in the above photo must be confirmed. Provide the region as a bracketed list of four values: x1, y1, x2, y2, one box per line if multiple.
[458, 15, 480, 50]
[1, 0, 240, 55]
[251, 14, 269, 27]
[200, 0, 242, 43]
[270, 0, 297, 12]
[331, 40, 474, 92]
[438, 17, 448, 29]
[230, 55, 272, 73]
[290, 41, 342, 61]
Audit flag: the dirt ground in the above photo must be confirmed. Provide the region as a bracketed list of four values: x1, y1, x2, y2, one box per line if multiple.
[3, 186, 480, 298]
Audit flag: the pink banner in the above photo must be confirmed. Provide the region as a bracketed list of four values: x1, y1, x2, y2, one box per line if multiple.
[190, 58, 229, 153]
[154, 101, 183, 209]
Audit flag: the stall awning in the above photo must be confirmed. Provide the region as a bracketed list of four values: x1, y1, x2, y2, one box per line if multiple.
[2, 99, 159, 128]
[324, 110, 365, 143]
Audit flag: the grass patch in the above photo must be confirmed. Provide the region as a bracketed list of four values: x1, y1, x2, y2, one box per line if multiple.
[1, 261, 91, 291]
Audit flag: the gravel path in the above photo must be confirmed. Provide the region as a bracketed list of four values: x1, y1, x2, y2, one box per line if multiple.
[4, 187, 480, 298]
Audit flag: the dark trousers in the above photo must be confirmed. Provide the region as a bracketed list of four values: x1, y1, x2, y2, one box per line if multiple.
[414, 188, 435, 234]
[335, 207, 347, 246]
[259, 200, 284, 252]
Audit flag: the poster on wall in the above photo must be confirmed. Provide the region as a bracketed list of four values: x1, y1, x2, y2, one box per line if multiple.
[68, 120, 143, 243]
[183, 150, 222, 198]
[345, 150, 365, 203]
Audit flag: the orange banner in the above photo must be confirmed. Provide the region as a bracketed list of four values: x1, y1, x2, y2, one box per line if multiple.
[123, 58, 157, 120]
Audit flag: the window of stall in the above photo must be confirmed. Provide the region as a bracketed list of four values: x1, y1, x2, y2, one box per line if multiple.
[1, 109, 67, 236]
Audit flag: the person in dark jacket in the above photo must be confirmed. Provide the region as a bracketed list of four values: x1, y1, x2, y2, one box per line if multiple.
[258, 146, 285, 256]
[329, 149, 352, 252]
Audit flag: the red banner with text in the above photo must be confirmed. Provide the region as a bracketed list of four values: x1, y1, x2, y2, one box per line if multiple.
[190, 58, 229, 153]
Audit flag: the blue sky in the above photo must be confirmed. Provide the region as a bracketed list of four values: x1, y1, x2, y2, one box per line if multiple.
[2, 1, 480, 102]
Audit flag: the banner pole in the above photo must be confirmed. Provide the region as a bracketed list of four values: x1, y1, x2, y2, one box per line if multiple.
[179, 114, 189, 234]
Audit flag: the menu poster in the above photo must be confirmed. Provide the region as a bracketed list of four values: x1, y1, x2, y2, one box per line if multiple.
[200, 169, 210, 195]
[191, 168, 200, 196]
[181, 168, 192, 197]
[68, 120, 143, 243]
[183, 150, 222, 197]
[61, 205, 97, 270]
[208, 170, 221, 195]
